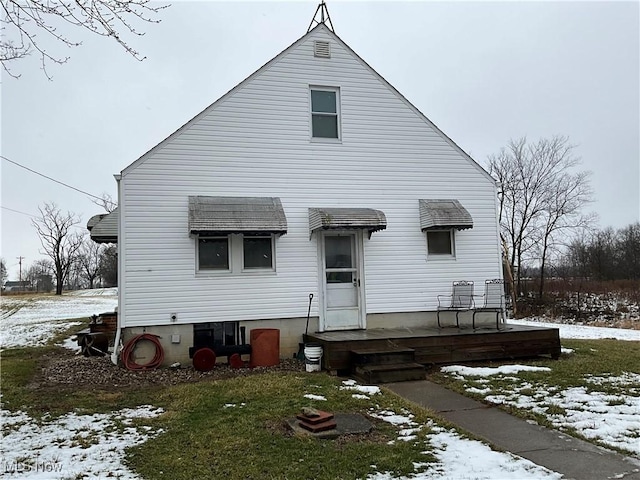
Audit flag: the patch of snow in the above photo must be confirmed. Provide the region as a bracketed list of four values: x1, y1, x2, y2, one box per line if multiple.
[510, 319, 640, 341]
[303, 394, 326, 401]
[56, 335, 81, 354]
[561, 347, 575, 354]
[0, 405, 163, 479]
[352, 394, 370, 400]
[65, 287, 118, 297]
[441, 364, 551, 378]
[340, 379, 381, 395]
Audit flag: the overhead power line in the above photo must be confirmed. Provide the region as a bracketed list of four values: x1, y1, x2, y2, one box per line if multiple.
[1, 155, 104, 201]
[1, 206, 37, 218]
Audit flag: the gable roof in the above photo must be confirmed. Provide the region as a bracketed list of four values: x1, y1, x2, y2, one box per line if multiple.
[121, 23, 494, 184]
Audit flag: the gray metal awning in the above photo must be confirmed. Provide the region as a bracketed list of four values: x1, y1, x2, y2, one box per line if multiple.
[188, 196, 287, 235]
[419, 199, 473, 231]
[308, 207, 387, 237]
[87, 207, 119, 243]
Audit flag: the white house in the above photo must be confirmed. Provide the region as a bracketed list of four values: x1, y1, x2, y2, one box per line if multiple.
[93, 6, 505, 367]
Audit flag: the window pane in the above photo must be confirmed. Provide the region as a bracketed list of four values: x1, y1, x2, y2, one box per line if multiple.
[427, 231, 452, 255]
[311, 90, 336, 113]
[325, 236, 352, 269]
[199, 238, 229, 269]
[327, 272, 353, 284]
[312, 114, 338, 138]
[243, 237, 273, 269]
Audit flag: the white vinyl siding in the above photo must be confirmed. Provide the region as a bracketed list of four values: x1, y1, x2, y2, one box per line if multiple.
[118, 26, 501, 328]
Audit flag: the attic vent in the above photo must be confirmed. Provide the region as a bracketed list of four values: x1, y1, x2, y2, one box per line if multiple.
[314, 41, 331, 58]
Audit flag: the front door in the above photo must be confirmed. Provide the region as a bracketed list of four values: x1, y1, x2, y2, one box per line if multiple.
[322, 232, 363, 330]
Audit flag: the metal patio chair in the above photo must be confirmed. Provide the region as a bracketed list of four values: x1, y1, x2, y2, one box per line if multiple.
[437, 280, 474, 328]
[472, 279, 507, 330]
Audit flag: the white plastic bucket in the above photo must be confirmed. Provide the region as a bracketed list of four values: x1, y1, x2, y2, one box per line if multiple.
[304, 344, 323, 372]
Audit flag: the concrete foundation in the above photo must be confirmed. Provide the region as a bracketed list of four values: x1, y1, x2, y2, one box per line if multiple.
[119, 310, 503, 367]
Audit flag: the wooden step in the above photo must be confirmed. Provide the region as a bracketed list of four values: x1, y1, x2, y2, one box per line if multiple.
[354, 362, 425, 384]
[351, 348, 415, 366]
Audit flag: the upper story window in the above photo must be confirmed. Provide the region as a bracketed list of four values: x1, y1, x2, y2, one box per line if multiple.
[427, 230, 455, 256]
[310, 87, 340, 139]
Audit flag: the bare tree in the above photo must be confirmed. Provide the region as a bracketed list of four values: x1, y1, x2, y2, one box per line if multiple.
[488, 136, 594, 298]
[24, 258, 54, 292]
[91, 192, 117, 213]
[536, 168, 595, 297]
[32, 202, 84, 295]
[99, 244, 117, 286]
[77, 237, 103, 289]
[1, 0, 168, 78]
[0, 257, 7, 285]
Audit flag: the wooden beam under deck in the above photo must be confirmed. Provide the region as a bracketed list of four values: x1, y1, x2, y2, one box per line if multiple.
[304, 324, 561, 372]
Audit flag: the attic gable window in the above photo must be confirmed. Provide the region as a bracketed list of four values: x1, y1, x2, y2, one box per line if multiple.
[310, 87, 340, 139]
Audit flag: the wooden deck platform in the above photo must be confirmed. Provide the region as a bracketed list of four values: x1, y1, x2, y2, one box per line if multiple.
[304, 324, 561, 372]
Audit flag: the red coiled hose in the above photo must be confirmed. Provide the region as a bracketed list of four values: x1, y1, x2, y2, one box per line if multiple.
[121, 333, 164, 370]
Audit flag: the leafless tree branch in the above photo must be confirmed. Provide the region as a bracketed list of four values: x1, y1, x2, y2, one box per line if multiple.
[1, 0, 169, 78]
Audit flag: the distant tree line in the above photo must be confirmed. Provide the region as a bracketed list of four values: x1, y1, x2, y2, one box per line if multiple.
[556, 222, 640, 281]
[5, 202, 118, 294]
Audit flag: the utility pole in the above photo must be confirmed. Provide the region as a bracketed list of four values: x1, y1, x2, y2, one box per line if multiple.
[17, 256, 24, 283]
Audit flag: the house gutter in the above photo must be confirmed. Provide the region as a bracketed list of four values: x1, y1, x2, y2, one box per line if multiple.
[111, 173, 123, 366]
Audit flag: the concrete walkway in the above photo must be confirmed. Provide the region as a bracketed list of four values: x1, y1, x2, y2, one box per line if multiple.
[387, 380, 640, 480]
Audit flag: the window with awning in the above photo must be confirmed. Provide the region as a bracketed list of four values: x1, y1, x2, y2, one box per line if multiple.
[190, 196, 286, 273]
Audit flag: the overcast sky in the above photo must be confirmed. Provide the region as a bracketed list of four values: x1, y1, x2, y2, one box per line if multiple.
[1, 1, 639, 280]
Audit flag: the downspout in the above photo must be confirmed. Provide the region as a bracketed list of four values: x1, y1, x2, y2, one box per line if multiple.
[111, 173, 123, 365]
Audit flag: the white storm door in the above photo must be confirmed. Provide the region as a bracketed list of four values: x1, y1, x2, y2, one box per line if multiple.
[323, 233, 362, 330]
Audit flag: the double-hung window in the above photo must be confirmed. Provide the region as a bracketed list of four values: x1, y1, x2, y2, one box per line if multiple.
[427, 230, 454, 256]
[310, 87, 340, 139]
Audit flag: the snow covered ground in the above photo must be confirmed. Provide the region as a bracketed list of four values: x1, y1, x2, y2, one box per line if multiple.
[367, 410, 561, 480]
[440, 365, 640, 456]
[0, 405, 164, 479]
[438, 320, 640, 456]
[510, 318, 640, 341]
[1, 289, 638, 478]
[0, 289, 118, 349]
[301, 381, 562, 480]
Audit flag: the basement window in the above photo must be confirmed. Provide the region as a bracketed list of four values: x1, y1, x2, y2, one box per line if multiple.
[310, 87, 340, 139]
